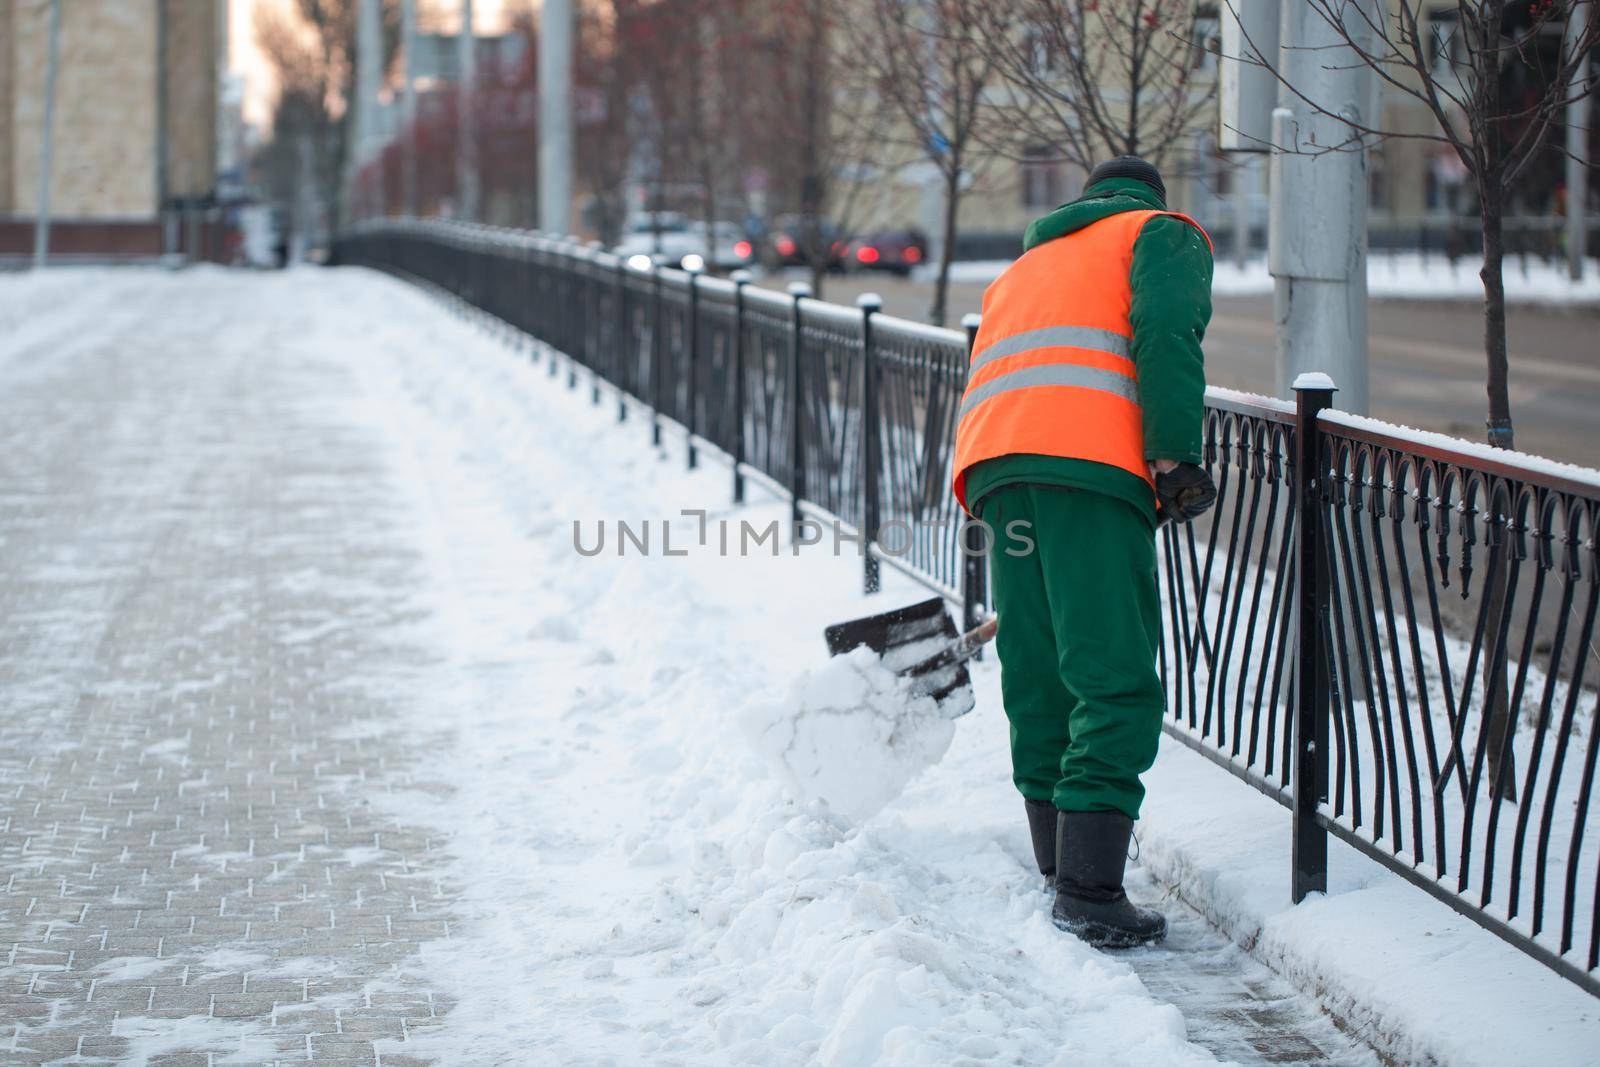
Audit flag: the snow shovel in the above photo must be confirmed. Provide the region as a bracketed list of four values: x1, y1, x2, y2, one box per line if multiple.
[824, 597, 998, 718]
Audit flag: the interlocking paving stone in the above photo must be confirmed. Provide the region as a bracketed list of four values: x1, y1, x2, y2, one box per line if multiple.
[0, 274, 457, 1062]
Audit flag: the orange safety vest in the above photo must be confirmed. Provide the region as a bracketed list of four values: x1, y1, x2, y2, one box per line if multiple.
[951, 208, 1211, 514]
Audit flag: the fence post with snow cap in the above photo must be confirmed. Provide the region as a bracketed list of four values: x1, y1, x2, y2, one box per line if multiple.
[614, 256, 628, 421]
[860, 293, 884, 595]
[586, 242, 604, 406]
[1292, 372, 1336, 902]
[651, 265, 664, 446]
[686, 263, 702, 470]
[547, 243, 562, 379]
[730, 270, 752, 504]
[788, 282, 812, 539]
[960, 313, 988, 642]
[567, 249, 581, 391]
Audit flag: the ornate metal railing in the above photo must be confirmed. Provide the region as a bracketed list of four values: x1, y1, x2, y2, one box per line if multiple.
[334, 219, 1599, 996]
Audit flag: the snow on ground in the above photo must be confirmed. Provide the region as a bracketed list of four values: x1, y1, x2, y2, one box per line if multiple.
[1138, 753, 1600, 1067]
[3, 263, 1589, 1065]
[916, 253, 1600, 305]
[349, 267, 1593, 1065]
[310, 268, 1227, 1064]
[330, 265, 1589, 1065]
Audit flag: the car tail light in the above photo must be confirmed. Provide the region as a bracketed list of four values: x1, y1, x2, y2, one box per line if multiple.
[776, 236, 796, 257]
[903, 246, 923, 264]
[734, 240, 752, 259]
[856, 245, 880, 264]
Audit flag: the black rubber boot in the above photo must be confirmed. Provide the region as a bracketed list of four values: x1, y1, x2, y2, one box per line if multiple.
[1051, 810, 1166, 948]
[1024, 799, 1059, 884]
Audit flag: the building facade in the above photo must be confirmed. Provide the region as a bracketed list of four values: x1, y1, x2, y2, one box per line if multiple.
[0, 0, 226, 259]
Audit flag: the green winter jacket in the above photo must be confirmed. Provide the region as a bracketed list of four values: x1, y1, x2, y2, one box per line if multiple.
[965, 177, 1213, 529]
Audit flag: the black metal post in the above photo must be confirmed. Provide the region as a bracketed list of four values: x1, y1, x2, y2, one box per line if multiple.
[960, 313, 986, 641]
[730, 270, 751, 504]
[1292, 373, 1337, 902]
[568, 245, 580, 391]
[686, 266, 701, 469]
[858, 293, 883, 594]
[787, 282, 810, 536]
[615, 258, 628, 421]
[547, 246, 560, 379]
[588, 243, 603, 405]
[651, 266, 663, 446]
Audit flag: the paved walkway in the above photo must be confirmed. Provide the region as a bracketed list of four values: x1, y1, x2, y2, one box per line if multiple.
[0, 273, 452, 1064]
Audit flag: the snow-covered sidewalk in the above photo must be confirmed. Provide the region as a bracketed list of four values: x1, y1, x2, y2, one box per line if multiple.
[1, 265, 1588, 1066]
[326, 268, 1368, 1064]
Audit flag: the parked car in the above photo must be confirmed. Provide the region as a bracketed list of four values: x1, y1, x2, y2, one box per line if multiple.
[766, 215, 848, 272]
[846, 229, 929, 276]
[612, 213, 702, 265]
[615, 215, 757, 273]
[693, 220, 757, 271]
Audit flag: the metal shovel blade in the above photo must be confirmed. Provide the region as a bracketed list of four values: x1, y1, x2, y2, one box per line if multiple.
[824, 597, 976, 717]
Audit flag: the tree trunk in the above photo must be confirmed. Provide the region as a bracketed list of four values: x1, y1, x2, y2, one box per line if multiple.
[929, 163, 961, 327]
[1478, 174, 1518, 800]
[1479, 180, 1513, 450]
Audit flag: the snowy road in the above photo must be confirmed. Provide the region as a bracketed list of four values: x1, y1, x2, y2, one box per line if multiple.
[0, 267, 1377, 1064]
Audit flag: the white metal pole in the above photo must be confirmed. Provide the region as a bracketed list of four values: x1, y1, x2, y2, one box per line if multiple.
[401, 0, 418, 218]
[33, 0, 62, 269]
[457, 0, 479, 222]
[1233, 155, 1254, 271]
[1565, 2, 1590, 282]
[1268, 0, 1373, 415]
[539, 0, 574, 234]
[356, 0, 383, 218]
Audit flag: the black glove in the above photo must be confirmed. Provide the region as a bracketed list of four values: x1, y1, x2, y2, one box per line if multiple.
[1154, 463, 1217, 524]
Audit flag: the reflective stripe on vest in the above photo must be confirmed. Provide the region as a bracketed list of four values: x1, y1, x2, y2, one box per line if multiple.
[967, 325, 1131, 375]
[950, 208, 1211, 513]
[958, 356, 1139, 421]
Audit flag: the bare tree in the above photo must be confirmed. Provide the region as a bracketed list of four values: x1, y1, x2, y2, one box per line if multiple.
[860, 0, 1014, 325]
[1233, 0, 1599, 450]
[1232, 2, 1597, 801]
[627, 0, 698, 246]
[574, 0, 641, 247]
[254, 0, 400, 234]
[981, 0, 1217, 175]
[760, 0, 891, 297]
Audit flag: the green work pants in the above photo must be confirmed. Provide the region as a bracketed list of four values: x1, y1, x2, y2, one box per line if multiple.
[981, 484, 1164, 819]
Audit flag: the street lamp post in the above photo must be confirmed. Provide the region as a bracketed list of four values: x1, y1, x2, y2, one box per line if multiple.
[457, 0, 479, 222]
[539, 0, 574, 235]
[33, 0, 62, 269]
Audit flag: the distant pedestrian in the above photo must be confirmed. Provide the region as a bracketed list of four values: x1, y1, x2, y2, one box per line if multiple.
[951, 156, 1217, 947]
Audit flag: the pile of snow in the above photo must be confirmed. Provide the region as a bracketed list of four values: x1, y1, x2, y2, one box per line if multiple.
[744, 646, 956, 822]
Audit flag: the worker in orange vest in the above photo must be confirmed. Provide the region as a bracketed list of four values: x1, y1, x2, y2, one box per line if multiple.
[952, 156, 1217, 947]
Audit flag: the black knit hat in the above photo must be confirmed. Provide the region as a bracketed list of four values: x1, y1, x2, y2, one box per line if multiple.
[1087, 156, 1166, 202]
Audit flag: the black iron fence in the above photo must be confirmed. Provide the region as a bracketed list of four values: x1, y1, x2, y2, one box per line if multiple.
[334, 219, 1600, 996]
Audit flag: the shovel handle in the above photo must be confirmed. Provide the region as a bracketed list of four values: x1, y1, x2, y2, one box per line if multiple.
[951, 614, 998, 661]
